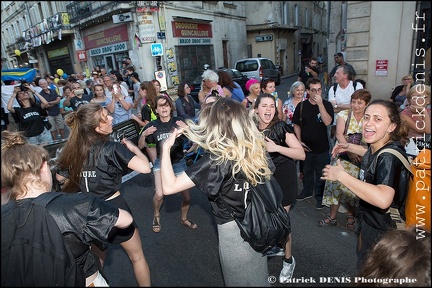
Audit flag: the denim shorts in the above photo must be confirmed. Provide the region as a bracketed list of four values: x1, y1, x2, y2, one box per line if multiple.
[152, 157, 187, 176]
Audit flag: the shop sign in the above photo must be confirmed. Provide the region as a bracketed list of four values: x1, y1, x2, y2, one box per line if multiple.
[89, 42, 128, 57]
[84, 25, 128, 50]
[178, 38, 212, 45]
[76, 50, 87, 62]
[172, 21, 212, 38]
[47, 47, 69, 59]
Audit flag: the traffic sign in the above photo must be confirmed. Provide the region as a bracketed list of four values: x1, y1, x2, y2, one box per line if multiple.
[151, 43, 163, 57]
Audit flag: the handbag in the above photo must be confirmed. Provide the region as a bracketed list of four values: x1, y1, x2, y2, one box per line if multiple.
[339, 110, 366, 165]
[43, 118, 52, 130]
[219, 174, 291, 255]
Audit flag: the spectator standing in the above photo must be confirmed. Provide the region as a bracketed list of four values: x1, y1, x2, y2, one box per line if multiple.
[175, 82, 200, 119]
[139, 96, 197, 233]
[130, 81, 158, 163]
[129, 72, 141, 102]
[400, 84, 431, 139]
[320, 89, 371, 229]
[112, 72, 130, 96]
[261, 78, 283, 120]
[198, 69, 225, 104]
[242, 78, 260, 109]
[63, 82, 93, 111]
[160, 98, 274, 286]
[297, 57, 320, 88]
[389, 74, 414, 109]
[152, 79, 170, 98]
[254, 93, 306, 283]
[90, 84, 108, 108]
[84, 79, 94, 97]
[293, 77, 334, 209]
[38, 79, 66, 140]
[56, 103, 153, 286]
[327, 66, 364, 154]
[323, 100, 411, 269]
[217, 70, 245, 102]
[106, 81, 133, 125]
[1, 130, 134, 287]
[6, 85, 52, 145]
[328, 52, 357, 86]
[282, 81, 307, 129]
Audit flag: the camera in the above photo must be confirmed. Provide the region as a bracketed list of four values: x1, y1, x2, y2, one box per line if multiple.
[74, 89, 84, 96]
[19, 79, 29, 91]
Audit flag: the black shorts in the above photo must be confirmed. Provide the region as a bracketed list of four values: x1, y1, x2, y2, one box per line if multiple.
[106, 194, 138, 244]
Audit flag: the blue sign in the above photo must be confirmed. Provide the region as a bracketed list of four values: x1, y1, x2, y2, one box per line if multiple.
[157, 32, 166, 39]
[151, 43, 163, 57]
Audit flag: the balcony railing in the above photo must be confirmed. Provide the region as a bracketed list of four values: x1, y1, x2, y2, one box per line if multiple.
[66, 1, 133, 26]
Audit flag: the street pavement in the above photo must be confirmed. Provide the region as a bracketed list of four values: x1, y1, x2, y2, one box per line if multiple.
[103, 170, 358, 287]
[102, 73, 360, 287]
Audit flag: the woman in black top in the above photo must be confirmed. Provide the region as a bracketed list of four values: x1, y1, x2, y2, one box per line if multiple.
[175, 82, 200, 119]
[254, 93, 305, 282]
[7, 84, 52, 145]
[139, 96, 197, 233]
[56, 103, 153, 286]
[1, 130, 133, 287]
[322, 99, 411, 269]
[159, 98, 275, 286]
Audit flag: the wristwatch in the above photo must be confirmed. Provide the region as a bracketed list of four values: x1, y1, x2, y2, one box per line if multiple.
[333, 104, 338, 109]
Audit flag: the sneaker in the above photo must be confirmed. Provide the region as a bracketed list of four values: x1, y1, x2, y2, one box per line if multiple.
[279, 256, 296, 283]
[264, 245, 285, 257]
[316, 201, 324, 210]
[296, 193, 312, 201]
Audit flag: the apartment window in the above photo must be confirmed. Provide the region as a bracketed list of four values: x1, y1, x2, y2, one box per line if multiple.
[304, 8, 309, 28]
[283, 2, 290, 25]
[294, 5, 299, 26]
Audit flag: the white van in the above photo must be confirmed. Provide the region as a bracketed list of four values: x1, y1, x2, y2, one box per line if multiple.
[234, 58, 281, 85]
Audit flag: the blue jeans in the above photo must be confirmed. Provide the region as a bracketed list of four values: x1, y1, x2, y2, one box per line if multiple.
[301, 151, 330, 203]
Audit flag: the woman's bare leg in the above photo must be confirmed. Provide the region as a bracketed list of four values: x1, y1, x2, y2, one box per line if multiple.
[120, 228, 151, 286]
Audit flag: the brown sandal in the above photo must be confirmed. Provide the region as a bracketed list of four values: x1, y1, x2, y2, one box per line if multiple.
[152, 215, 161, 233]
[181, 219, 197, 229]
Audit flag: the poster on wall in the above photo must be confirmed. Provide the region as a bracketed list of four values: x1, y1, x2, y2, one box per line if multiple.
[138, 12, 156, 43]
[375, 60, 388, 76]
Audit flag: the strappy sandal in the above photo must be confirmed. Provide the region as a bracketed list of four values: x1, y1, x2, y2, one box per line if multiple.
[181, 219, 198, 229]
[152, 214, 161, 233]
[318, 216, 337, 226]
[346, 215, 355, 230]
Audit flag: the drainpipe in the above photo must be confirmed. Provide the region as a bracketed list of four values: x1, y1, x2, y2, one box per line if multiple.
[335, 1, 347, 53]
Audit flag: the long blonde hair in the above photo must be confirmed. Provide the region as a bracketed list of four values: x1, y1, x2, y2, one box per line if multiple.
[184, 97, 272, 185]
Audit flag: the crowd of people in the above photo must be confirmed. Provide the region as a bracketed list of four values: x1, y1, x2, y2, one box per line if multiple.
[1, 54, 431, 287]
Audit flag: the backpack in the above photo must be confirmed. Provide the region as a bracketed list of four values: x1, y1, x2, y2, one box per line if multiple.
[1, 193, 85, 287]
[373, 148, 413, 230]
[333, 80, 357, 94]
[220, 175, 291, 255]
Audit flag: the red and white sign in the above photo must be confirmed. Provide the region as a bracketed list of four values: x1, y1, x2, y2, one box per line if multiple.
[76, 50, 87, 62]
[375, 60, 388, 76]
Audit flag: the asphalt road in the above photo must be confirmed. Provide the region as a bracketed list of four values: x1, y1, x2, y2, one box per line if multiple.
[102, 74, 359, 287]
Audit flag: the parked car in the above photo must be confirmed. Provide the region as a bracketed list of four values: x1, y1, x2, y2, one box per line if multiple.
[190, 68, 250, 102]
[234, 57, 281, 85]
